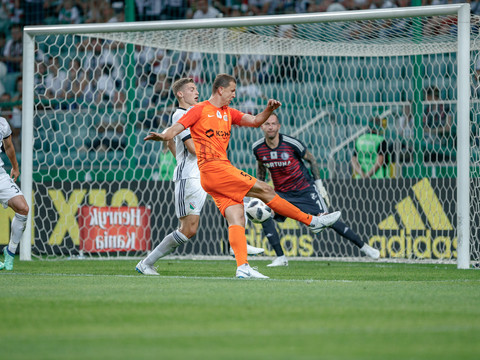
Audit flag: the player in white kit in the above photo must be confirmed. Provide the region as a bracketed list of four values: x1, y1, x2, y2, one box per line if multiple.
[0, 116, 29, 270]
[136, 78, 263, 275]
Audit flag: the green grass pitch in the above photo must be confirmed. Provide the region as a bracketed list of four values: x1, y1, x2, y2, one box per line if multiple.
[1, 259, 479, 360]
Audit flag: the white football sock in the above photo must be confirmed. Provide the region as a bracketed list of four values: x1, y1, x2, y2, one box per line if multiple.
[8, 213, 28, 254]
[144, 230, 188, 266]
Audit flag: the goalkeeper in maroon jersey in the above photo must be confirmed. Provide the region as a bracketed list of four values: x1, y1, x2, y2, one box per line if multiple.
[252, 114, 380, 267]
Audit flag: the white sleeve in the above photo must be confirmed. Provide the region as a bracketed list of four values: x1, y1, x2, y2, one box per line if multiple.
[172, 109, 191, 142]
[0, 117, 12, 139]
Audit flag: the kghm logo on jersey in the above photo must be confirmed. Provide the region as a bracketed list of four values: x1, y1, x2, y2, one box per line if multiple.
[204, 128, 230, 139]
[370, 179, 456, 259]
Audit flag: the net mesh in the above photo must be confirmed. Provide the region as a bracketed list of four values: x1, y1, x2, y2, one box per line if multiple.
[13, 11, 479, 263]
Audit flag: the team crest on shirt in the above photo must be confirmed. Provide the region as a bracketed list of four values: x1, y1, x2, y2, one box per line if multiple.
[223, 115, 228, 121]
[270, 151, 277, 159]
[281, 152, 289, 160]
[217, 110, 222, 118]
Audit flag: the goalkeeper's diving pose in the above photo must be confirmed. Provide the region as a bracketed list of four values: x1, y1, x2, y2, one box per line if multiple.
[252, 114, 380, 267]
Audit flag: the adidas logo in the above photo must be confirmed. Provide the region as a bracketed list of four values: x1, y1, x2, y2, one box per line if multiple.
[370, 179, 456, 260]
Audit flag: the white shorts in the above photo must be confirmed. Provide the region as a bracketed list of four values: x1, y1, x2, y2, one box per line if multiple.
[0, 170, 24, 209]
[174, 177, 207, 218]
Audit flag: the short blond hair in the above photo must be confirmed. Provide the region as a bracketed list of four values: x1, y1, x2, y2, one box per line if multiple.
[172, 78, 194, 100]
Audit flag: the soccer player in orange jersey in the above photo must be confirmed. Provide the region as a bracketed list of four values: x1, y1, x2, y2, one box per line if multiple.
[145, 74, 341, 278]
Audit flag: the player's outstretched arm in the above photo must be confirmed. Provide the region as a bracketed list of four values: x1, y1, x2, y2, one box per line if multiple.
[3, 136, 20, 181]
[256, 160, 267, 182]
[239, 99, 281, 127]
[144, 123, 185, 142]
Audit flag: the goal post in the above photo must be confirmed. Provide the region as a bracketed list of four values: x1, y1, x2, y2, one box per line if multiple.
[19, 4, 476, 267]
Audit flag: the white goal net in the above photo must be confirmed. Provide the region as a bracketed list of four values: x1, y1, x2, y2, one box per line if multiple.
[7, 4, 477, 267]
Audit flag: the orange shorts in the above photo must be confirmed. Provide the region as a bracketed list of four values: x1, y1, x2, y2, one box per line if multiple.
[200, 161, 257, 216]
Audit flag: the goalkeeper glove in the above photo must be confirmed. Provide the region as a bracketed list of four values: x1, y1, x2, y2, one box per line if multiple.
[314, 179, 331, 207]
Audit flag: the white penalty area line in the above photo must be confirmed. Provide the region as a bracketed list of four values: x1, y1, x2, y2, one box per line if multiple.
[1, 272, 479, 283]
[0, 272, 354, 283]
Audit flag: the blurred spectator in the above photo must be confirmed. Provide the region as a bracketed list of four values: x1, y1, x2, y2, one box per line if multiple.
[305, 0, 333, 12]
[184, 52, 204, 84]
[23, 0, 44, 25]
[107, 1, 125, 22]
[57, 0, 82, 24]
[81, 37, 103, 74]
[162, 0, 187, 19]
[397, 0, 411, 7]
[134, 44, 154, 84]
[151, 49, 172, 77]
[101, 1, 116, 22]
[10, 75, 21, 149]
[0, 90, 11, 110]
[235, 53, 271, 84]
[423, 86, 453, 162]
[397, 102, 414, 162]
[352, 116, 390, 178]
[150, 74, 171, 106]
[248, 0, 274, 15]
[236, 70, 264, 114]
[63, 59, 88, 107]
[34, 61, 48, 96]
[398, 102, 414, 141]
[327, 0, 361, 11]
[147, 73, 171, 128]
[0, 32, 7, 65]
[45, 57, 67, 99]
[277, 24, 300, 82]
[228, 4, 248, 17]
[211, 0, 234, 16]
[472, 57, 480, 98]
[275, 0, 296, 14]
[0, 1, 11, 33]
[87, 113, 127, 152]
[11, 73, 21, 101]
[0, 61, 6, 97]
[3, 23, 23, 73]
[192, 0, 222, 18]
[470, 0, 480, 16]
[96, 63, 124, 106]
[1, 1, 23, 26]
[135, 0, 164, 21]
[84, 0, 105, 23]
[0, 91, 20, 150]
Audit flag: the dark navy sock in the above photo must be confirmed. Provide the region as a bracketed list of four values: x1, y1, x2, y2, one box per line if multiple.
[262, 217, 284, 256]
[331, 220, 364, 248]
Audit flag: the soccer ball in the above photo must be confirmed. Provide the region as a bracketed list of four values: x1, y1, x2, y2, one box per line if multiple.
[246, 199, 272, 223]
